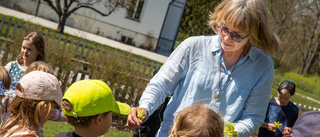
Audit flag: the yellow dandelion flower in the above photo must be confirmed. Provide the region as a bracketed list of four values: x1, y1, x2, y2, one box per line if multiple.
[137, 109, 145, 121]
[273, 121, 282, 128]
[224, 121, 238, 137]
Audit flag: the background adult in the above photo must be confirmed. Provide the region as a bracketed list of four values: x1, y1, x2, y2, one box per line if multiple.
[127, 0, 279, 136]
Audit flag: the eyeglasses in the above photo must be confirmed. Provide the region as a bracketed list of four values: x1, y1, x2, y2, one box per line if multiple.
[217, 25, 248, 42]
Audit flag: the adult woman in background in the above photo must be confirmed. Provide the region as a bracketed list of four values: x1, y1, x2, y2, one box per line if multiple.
[127, 0, 278, 136]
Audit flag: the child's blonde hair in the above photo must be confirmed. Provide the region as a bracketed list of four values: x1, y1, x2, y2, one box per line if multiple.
[0, 96, 58, 136]
[169, 103, 224, 137]
[0, 71, 62, 136]
[23, 61, 54, 76]
[0, 66, 11, 90]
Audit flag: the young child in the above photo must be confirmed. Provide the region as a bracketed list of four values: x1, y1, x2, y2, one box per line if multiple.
[291, 111, 320, 137]
[22, 61, 63, 137]
[0, 66, 11, 100]
[0, 66, 11, 122]
[168, 103, 224, 137]
[5, 32, 45, 91]
[23, 61, 54, 76]
[0, 71, 62, 137]
[258, 80, 299, 137]
[54, 79, 131, 137]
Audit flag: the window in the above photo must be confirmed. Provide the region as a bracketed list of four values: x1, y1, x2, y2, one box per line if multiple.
[121, 36, 133, 45]
[126, 0, 145, 20]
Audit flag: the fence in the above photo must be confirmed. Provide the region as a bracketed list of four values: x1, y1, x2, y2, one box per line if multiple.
[0, 16, 161, 79]
[1, 14, 320, 134]
[0, 15, 164, 126]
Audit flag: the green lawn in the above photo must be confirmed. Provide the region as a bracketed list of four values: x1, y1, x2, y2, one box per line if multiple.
[44, 121, 133, 137]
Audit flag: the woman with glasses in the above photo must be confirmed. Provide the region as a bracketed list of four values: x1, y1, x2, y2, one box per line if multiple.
[127, 0, 278, 137]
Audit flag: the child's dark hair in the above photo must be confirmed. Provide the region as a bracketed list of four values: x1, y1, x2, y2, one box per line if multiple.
[278, 80, 296, 95]
[62, 99, 110, 127]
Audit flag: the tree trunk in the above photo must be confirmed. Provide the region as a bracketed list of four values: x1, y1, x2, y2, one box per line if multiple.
[57, 15, 67, 33]
[299, 62, 305, 74]
[299, 43, 320, 75]
[301, 57, 315, 74]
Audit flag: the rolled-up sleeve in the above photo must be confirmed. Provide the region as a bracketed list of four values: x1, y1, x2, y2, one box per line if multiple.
[138, 38, 191, 117]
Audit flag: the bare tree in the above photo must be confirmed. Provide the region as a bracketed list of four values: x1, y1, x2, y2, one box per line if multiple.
[294, 0, 320, 74]
[43, 0, 128, 33]
[267, 0, 320, 74]
[266, 0, 298, 69]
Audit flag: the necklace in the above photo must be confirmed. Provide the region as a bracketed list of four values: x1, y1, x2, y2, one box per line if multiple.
[214, 46, 248, 101]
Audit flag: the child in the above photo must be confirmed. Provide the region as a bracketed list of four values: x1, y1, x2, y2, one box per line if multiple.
[291, 111, 320, 137]
[0, 66, 11, 100]
[5, 32, 45, 91]
[23, 61, 54, 75]
[258, 80, 299, 137]
[168, 103, 224, 137]
[22, 61, 62, 137]
[0, 71, 62, 137]
[54, 79, 131, 137]
[0, 66, 11, 122]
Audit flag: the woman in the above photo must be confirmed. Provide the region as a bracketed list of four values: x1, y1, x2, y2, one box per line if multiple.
[5, 32, 45, 92]
[127, 0, 278, 136]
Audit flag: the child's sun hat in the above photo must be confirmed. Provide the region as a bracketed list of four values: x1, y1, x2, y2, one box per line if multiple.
[62, 79, 131, 118]
[292, 111, 320, 137]
[15, 71, 62, 106]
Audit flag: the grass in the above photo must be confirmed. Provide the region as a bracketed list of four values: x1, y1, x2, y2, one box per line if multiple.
[272, 69, 320, 109]
[44, 121, 133, 137]
[3, 10, 320, 136]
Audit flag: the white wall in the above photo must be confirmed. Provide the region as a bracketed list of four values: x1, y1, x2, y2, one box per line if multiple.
[1, 0, 171, 51]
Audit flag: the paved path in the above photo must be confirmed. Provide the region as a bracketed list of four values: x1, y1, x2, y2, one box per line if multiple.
[0, 6, 168, 63]
[295, 93, 320, 105]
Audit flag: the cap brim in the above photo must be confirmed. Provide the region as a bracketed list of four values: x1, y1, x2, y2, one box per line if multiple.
[113, 101, 131, 115]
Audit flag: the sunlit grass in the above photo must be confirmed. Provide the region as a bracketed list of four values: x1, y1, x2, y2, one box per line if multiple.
[44, 121, 133, 137]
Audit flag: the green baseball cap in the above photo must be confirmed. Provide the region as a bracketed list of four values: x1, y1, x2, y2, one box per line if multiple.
[62, 79, 131, 118]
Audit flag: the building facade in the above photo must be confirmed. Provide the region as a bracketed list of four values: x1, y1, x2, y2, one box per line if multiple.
[0, 0, 186, 55]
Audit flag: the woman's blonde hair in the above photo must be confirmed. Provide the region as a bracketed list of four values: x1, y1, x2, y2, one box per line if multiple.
[17, 32, 45, 65]
[169, 103, 224, 137]
[0, 66, 11, 90]
[209, 0, 278, 55]
[0, 96, 58, 136]
[23, 61, 54, 76]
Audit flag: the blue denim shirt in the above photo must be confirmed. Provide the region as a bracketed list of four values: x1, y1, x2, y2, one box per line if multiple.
[139, 35, 274, 137]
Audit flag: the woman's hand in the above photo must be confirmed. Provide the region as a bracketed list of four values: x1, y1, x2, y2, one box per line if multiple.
[126, 107, 147, 128]
[282, 127, 292, 135]
[262, 122, 277, 132]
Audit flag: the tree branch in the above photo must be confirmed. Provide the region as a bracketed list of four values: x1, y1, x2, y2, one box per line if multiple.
[55, 0, 62, 14]
[68, 2, 120, 17]
[43, 0, 61, 15]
